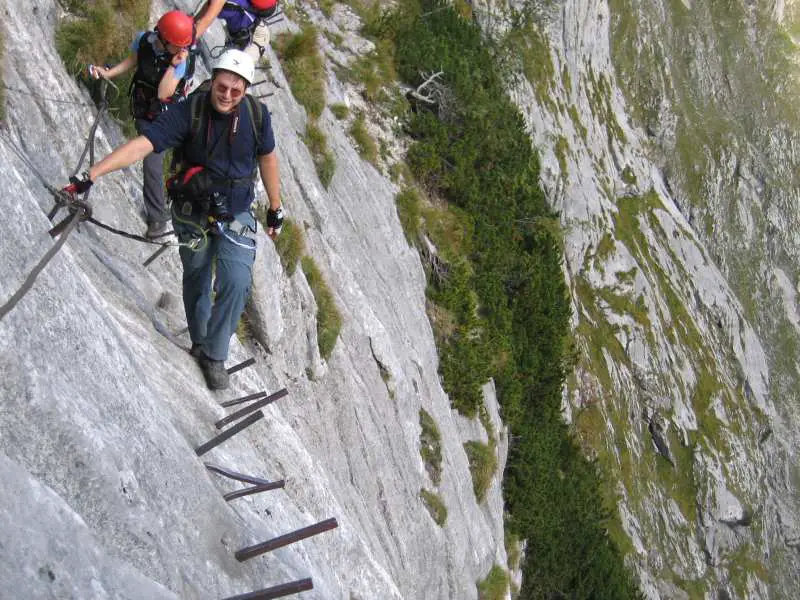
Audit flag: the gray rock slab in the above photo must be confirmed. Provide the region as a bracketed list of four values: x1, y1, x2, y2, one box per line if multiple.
[0, 453, 176, 600]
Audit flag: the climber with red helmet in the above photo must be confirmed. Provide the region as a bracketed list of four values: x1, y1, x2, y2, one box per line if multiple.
[89, 10, 197, 239]
[194, 0, 279, 65]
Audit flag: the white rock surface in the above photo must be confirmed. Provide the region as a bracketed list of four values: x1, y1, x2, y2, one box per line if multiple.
[0, 1, 508, 598]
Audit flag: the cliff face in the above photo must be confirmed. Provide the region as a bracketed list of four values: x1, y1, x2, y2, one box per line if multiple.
[473, 0, 800, 597]
[0, 1, 508, 598]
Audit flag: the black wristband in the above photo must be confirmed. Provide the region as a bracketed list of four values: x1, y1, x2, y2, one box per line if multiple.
[266, 206, 284, 230]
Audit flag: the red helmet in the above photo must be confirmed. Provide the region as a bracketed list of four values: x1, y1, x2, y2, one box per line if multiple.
[250, 0, 277, 13]
[156, 11, 195, 47]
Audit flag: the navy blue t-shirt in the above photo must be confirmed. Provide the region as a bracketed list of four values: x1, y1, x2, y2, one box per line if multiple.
[142, 93, 275, 215]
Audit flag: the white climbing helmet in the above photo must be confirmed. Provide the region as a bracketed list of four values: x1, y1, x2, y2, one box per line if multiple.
[212, 49, 255, 85]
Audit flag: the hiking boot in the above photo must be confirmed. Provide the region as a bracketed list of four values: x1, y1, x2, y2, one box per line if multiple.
[198, 353, 229, 390]
[146, 220, 171, 239]
[189, 343, 204, 359]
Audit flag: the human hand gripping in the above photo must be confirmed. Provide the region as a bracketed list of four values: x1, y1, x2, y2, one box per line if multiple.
[266, 206, 284, 239]
[88, 64, 110, 80]
[63, 172, 94, 196]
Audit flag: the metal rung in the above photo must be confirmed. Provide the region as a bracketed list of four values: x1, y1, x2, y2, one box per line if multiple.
[215, 388, 288, 429]
[143, 244, 170, 267]
[235, 518, 338, 562]
[222, 578, 313, 600]
[219, 391, 268, 408]
[205, 463, 273, 486]
[227, 357, 255, 375]
[224, 480, 285, 502]
[195, 411, 263, 456]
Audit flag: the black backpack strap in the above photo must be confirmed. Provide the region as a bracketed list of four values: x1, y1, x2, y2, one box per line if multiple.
[190, 91, 209, 142]
[170, 90, 209, 171]
[242, 95, 263, 150]
[242, 95, 264, 178]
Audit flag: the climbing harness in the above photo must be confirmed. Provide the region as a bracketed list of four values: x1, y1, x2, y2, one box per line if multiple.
[211, 217, 257, 251]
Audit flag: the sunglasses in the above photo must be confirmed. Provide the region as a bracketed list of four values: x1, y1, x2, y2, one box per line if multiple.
[213, 82, 245, 99]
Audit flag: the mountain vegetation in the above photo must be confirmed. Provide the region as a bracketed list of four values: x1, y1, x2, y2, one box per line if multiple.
[379, 0, 642, 596]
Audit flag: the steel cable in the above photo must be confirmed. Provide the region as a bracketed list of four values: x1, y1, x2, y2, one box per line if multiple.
[1, 82, 108, 321]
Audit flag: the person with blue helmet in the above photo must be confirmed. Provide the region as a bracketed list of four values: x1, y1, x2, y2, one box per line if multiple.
[195, 0, 278, 65]
[64, 49, 283, 391]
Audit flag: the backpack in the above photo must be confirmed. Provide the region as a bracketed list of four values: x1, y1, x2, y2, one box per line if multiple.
[224, 0, 279, 20]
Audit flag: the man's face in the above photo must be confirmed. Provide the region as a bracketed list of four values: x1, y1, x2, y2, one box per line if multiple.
[211, 71, 247, 114]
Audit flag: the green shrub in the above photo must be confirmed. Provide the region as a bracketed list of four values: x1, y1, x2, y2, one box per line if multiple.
[505, 529, 522, 571]
[318, 0, 335, 17]
[389, 161, 412, 185]
[330, 102, 349, 119]
[621, 165, 637, 185]
[61, 0, 91, 12]
[55, 0, 150, 136]
[304, 120, 328, 156]
[395, 188, 422, 244]
[341, 0, 388, 37]
[478, 565, 509, 600]
[419, 409, 442, 485]
[323, 29, 344, 47]
[236, 312, 253, 343]
[271, 217, 305, 275]
[419, 202, 473, 262]
[464, 440, 497, 502]
[304, 120, 337, 188]
[420, 488, 447, 526]
[275, 26, 326, 118]
[350, 112, 378, 164]
[317, 151, 336, 187]
[56, 0, 149, 75]
[301, 256, 342, 360]
[340, 40, 397, 101]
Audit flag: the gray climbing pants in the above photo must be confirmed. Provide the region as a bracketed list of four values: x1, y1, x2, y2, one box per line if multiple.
[227, 19, 271, 65]
[136, 119, 170, 225]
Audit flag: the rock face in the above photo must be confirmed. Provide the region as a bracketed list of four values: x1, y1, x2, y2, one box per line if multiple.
[0, 1, 508, 598]
[470, 0, 800, 597]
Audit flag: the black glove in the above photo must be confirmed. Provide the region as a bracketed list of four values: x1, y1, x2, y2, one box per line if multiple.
[64, 172, 94, 195]
[266, 206, 284, 234]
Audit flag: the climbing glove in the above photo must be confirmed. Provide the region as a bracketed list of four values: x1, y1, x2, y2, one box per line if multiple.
[266, 206, 284, 235]
[64, 173, 94, 195]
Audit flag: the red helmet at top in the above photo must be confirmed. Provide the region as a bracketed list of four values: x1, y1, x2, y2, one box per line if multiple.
[250, 0, 278, 15]
[156, 10, 195, 47]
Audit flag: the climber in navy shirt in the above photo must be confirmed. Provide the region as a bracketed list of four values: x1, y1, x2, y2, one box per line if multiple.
[63, 50, 283, 391]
